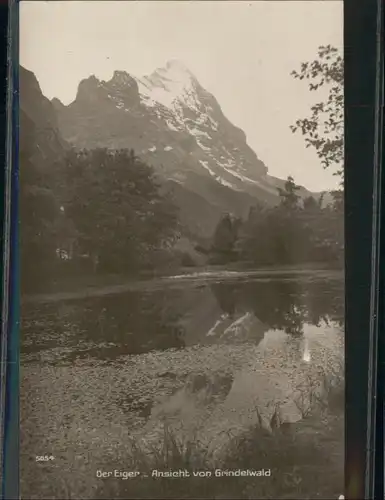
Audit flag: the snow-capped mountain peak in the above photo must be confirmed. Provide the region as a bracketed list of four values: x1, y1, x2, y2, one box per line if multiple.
[135, 60, 198, 111]
[163, 59, 195, 80]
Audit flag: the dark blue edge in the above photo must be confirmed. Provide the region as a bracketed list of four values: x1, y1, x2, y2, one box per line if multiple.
[365, 0, 384, 493]
[344, 0, 384, 498]
[0, 0, 380, 499]
[372, 0, 385, 496]
[1, 0, 19, 499]
[0, 0, 8, 496]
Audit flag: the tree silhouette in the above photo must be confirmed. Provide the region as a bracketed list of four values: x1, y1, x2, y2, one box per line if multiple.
[277, 176, 301, 210]
[210, 213, 241, 263]
[62, 148, 179, 274]
[290, 45, 344, 187]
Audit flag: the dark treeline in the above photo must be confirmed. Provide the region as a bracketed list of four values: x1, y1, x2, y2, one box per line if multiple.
[21, 145, 343, 294]
[21, 147, 180, 292]
[208, 176, 343, 268]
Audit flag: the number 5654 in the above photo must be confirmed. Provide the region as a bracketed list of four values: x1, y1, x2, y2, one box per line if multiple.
[35, 455, 54, 462]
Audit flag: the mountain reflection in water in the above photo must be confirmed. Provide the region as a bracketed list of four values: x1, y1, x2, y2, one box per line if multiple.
[22, 276, 344, 363]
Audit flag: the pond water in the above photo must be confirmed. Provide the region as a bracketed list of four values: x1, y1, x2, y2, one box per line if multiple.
[22, 273, 344, 361]
[21, 272, 344, 499]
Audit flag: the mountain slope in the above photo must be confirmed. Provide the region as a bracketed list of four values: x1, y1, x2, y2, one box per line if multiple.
[52, 61, 312, 237]
[20, 66, 69, 171]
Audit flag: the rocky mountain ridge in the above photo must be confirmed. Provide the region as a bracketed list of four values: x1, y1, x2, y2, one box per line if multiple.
[21, 62, 321, 239]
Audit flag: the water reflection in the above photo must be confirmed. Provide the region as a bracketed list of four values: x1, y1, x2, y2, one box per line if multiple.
[21, 276, 344, 362]
[302, 337, 311, 362]
[211, 283, 237, 319]
[235, 279, 343, 334]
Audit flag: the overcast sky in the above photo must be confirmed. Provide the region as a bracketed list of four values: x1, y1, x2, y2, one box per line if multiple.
[20, 1, 343, 191]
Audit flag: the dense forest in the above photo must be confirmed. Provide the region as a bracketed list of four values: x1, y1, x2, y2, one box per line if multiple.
[208, 177, 343, 267]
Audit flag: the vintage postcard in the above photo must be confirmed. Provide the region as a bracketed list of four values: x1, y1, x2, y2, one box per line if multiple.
[19, 1, 344, 498]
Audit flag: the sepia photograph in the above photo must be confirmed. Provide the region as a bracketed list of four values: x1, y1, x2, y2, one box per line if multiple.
[20, 1, 344, 499]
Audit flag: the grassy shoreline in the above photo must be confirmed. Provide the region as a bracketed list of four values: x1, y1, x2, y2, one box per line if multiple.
[94, 412, 343, 500]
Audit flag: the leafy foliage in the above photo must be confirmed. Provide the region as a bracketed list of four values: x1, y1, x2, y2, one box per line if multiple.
[290, 45, 344, 185]
[21, 145, 180, 291]
[19, 112, 63, 290]
[211, 176, 343, 268]
[61, 148, 179, 273]
[210, 213, 241, 263]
